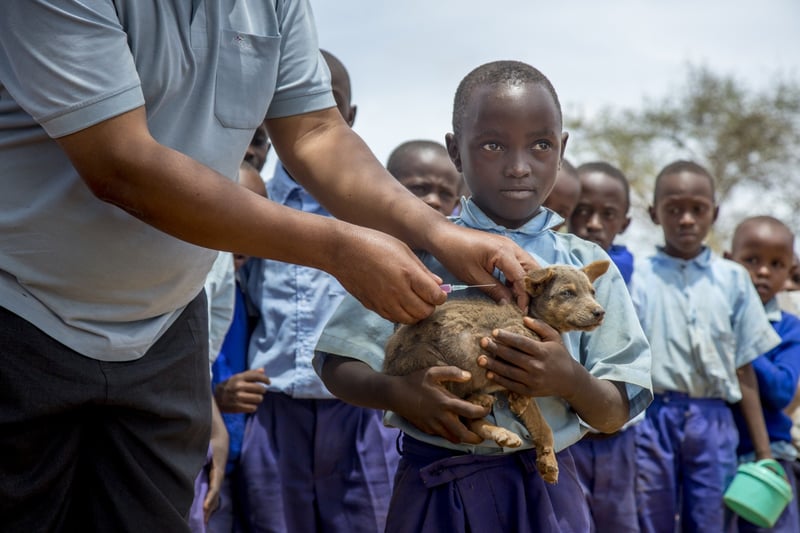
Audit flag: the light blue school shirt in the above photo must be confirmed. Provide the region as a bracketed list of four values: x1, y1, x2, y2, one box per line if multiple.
[0, 1, 335, 360]
[630, 247, 781, 402]
[314, 198, 653, 455]
[244, 164, 345, 399]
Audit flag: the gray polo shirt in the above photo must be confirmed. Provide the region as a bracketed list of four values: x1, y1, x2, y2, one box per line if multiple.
[0, 0, 335, 360]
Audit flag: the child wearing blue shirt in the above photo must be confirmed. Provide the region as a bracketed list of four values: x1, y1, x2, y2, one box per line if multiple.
[314, 60, 652, 533]
[725, 215, 800, 533]
[567, 161, 638, 532]
[234, 50, 399, 533]
[631, 161, 781, 533]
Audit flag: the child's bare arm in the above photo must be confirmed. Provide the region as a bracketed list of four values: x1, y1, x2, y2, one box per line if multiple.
[321, 354, 490, 444]
[478, 316, 629, 433]
[737, 363, 773, 460]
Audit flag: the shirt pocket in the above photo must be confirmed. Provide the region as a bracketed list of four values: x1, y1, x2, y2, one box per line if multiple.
[214, 29, 280, 129]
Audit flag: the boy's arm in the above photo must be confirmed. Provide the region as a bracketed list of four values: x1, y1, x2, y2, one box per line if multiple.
[320, 354, 490, 444]
[478, 317, 630, 433]
[737, 363, 773, 460]
[205, 398, 229, 523]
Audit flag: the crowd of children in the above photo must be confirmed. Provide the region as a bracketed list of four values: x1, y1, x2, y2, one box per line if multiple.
[193, 52, 800, 533]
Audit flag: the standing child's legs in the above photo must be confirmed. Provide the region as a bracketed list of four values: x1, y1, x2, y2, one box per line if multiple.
[239, 393, 397, 533]
[386, 435, 590, 533]
[636, 392, 738, 533]
[572, 429, 639, 532]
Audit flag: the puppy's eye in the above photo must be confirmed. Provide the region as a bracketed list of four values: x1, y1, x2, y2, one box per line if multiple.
[560, 289, 575, 298]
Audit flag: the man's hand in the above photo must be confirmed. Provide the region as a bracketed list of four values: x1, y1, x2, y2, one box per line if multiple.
[214, 369, 270, 413]
[328, 224, 445, 324]
[427, 223, 540, 311]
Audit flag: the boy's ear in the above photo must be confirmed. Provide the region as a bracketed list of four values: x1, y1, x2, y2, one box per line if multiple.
[583, 260, 610, 283]
[345, 105, 358, 128]
[560, 131, 569, 160]
[524, 268, 555, 297]
[648, 205, 659, 225]
[712, 204, 720, 223]
[445, 133, 462, 172]
[620, 215, 632, 234]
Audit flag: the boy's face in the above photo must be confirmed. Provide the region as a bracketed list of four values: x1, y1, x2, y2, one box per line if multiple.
[649, 170, 718, 260]
[569, 171, 630, 251]
[446, 83, 567, 229]
[542, 170, 580, 231]
[396, 152, 463, 216]
[245, 123, 270, 171]
[725, 222, 794, 304]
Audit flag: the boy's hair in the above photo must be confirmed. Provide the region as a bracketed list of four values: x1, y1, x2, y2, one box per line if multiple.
[577, 161, 630, 211]
[386, 140, 449, 178]
[560, 158, 578, 178]
[320, 49, 352, 102]
[653, 160, 715, 204]
[452, 61, 562, 138]
[733, 215, 795, 244]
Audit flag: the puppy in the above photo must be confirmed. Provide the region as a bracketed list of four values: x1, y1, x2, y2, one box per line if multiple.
[383, 260, 610, 483]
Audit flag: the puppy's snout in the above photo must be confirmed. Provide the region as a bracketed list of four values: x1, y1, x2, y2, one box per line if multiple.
[592, 308, 605, 320]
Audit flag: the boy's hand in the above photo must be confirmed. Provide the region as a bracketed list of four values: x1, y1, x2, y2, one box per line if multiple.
[389, 366, 490, 444]
[214, 368, 270, 413]
[477, 317, 580, 398]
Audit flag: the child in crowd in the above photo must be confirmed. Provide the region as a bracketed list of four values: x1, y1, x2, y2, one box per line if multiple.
[314, 60, 652, 533]
[209, 160, 268, 533]
[567, 161, 638, 532]
[777, 254, 800, 315]
[386, 140, 464, 216]
[236, 50, 399, 533]
[630, 160, 780, 533]
[725, 215, 800, 533]
[569, 161, 633, 284]
[542, 158, 580, 231]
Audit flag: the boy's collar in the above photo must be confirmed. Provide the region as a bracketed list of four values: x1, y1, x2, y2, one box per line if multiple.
[269, 164, 311, 205]
[654, 245, 712, 267]
[457, 198, 561, 235]
[764, 297, 782, 322]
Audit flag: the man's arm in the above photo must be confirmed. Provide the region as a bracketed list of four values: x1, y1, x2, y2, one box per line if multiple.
[57, 106, 536, 321]
[268, 107, 538, 309]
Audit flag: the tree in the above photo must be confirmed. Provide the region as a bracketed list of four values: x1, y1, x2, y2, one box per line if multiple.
[566, 65, 800, 252]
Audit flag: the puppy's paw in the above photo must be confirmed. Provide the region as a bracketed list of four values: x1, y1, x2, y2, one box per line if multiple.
[487, 427, 522, 448]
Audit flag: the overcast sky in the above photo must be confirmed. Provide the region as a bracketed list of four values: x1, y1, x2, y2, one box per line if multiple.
[264, 1, 800, 252]
[302, 0, 800, 166]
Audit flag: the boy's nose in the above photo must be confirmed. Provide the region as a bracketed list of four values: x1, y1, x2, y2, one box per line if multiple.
[505, 152, 531, 178]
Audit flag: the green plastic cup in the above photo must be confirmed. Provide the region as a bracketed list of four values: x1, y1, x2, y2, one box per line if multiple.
[723, 459, 793, 528]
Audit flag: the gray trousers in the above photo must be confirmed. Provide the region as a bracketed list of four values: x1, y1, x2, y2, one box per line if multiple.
[0, 293, 212, 533]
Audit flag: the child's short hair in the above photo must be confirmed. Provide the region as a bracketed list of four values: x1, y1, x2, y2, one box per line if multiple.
[452, 61, 561, 138]
[733, 215, 795, 243]
[386, 140, 449, 177]
[653, 160, 715, 203]
[577, 161, 630, 211]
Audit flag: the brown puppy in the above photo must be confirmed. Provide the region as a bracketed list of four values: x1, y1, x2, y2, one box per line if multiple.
[384, 260, 610, 483]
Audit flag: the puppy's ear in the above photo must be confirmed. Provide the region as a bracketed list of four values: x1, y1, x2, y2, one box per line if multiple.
[524, 268, 555, 297]
[582, 260, 611, 283]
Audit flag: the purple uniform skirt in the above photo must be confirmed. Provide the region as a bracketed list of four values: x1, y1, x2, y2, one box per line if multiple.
[385, 434, 591, 533]
[239, 392, 400, 533]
